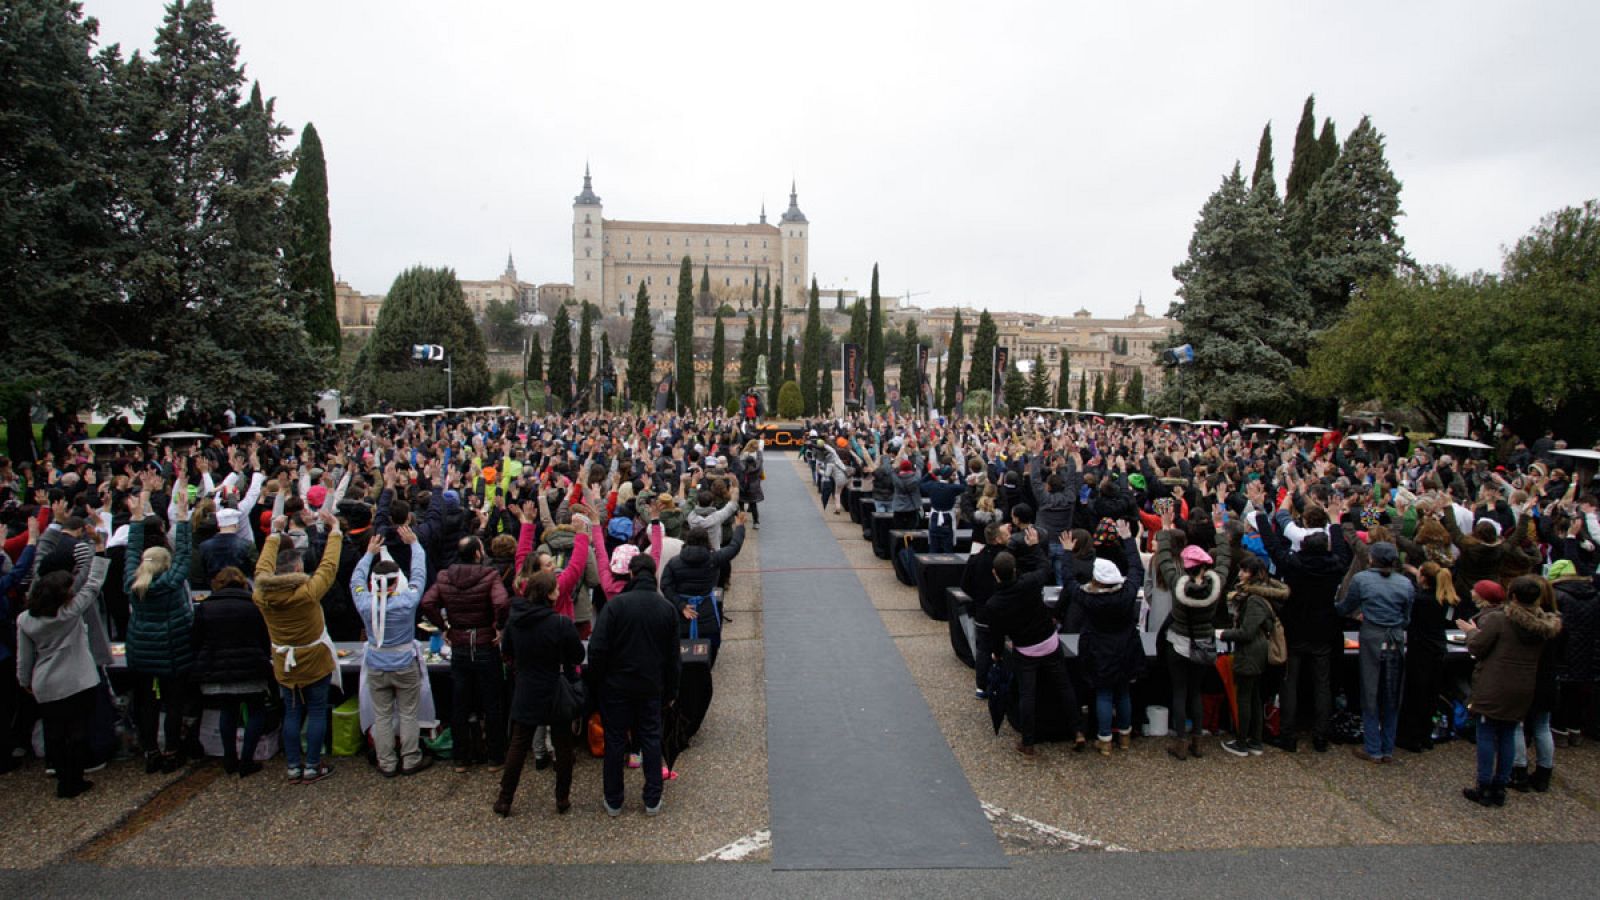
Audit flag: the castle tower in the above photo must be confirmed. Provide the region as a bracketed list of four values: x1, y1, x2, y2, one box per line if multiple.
[778, 180, 808, 308]
[573, 164, 603, 305]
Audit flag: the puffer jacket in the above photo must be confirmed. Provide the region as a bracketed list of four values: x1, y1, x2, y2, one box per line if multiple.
[661, 525, 745, 638]
[1220, 579, 1289, 677]
[1068, 538, 1146, 687]
[189, 585, 272, 685]
[502, 597, 585, 726]
[125, 521, 195, 677]
[254, 531, 345, 689]
[1467, 600, 1563, 721]
[1553, 576, 1599, 683]
[1261, 521, 1349, 649]
[1153, 528, 1230, 643]
[420, 563, 510, 650]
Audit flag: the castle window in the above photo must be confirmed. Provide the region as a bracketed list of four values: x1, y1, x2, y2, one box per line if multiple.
[667, 276, 672, 286]
[724, 277, 730, 286]
[646, 237, 651, 245]
[647, 276, 652, 285]
[585, 249, 591, 258]
[744, 240, 748, 248]
[725, 254, 730, 262]
[585, 228, 591, 238]
[585, 272, 591, 281]
[793, 255, 798, 264]
[666, 237, 671, 245]
[584, 214, 591, 224]
[626, 235, 631, 244]
[627, 275, 633, 285]
[706, 239, 711, 247]
[761, 240, 767, 249]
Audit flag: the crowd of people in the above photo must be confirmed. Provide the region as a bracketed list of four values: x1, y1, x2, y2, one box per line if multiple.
[3, 408, 758, 815]
[804, 413, 1598, 807]
[3, 404, 1597, 815]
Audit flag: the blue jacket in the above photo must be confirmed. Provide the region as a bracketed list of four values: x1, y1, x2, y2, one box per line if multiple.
[1336, 568, 1415, 630]
[352, 543, 429, 672]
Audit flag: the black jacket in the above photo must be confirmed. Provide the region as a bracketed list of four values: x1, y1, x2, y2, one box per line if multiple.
[981, 542, 1057, 650]
[661, 526, 745, 637]
[502, 598, 585, 726]
[1260, 516, 1350, 649]
[189, 585, 272, 685]
[1067, 538, 1146, 687]
[586, 575, 682, 701]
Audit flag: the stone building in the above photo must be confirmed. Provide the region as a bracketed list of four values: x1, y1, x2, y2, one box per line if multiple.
[334, 279, 385, 332]
[458, 254, 536, 316]
[572, 167, 810, 317]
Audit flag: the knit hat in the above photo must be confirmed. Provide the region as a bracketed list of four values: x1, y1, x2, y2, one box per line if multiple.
[306, 484, 327, 508]
[1128, 474, 1147, 490]
[1547, 559, 1577, 579]
[1092, 558, 1125, 587]
[1472, 579, 1506, 605]
[610, 543, 640, 575]
[898, 459, 914, 474]
[1180, 545, 1213, 568]
[482, 466, 498, 484]
[1153, 497, 1175, 516]
[1094, 518, 1120, 547]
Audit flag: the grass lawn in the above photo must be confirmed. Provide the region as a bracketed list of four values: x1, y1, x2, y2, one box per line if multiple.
[0, 422, 104, 453]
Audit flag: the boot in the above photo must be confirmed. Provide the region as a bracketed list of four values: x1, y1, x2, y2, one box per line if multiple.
[1167, 737, 1188, 761]
[1187, 735, 1205, 759]
[1509, 766, 1532, 793]
[1116, 732, 1131, 751]
[1531, 766, 1553, 793]
[1462, 784, 1495, 807]
[1095, 738, 1112, 757]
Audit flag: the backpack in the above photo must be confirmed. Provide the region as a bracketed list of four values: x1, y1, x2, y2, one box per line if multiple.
[1263, 597, 1288, 666]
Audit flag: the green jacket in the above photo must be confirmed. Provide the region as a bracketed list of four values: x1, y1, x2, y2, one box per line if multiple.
[1220, 579, 1288, 677]
[124, 521, 195, 677]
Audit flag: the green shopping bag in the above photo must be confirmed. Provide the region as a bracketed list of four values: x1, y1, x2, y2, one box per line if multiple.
[330, 696, 363, 757]
[421, 727, 453, 760]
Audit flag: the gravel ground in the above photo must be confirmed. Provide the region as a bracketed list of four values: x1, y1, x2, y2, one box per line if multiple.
[0, 526, 770, 868]
[799, 457, 1600, 854]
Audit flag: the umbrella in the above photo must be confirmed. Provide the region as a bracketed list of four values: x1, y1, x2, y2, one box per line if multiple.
[1357, 432, 1402, 442]
[1105, 412, 1129, 419]
[362, 413, 393, 420]
[225, 426, 269, 435]
[1125, 414, 1154, 421]
[1193, 419, 1226, 427]
[986, 662, 1013, 735]
[394, 411, 427, 418]
[1159, 417, 1191, 425]
[1553, 448, 1600, 462]
[1077, 410, 1102, 418]
[418, 409, 446, 416]
[1287, 425, 1330, 434]
[1243, 423, 1280, 431]
[273, 422, 314, 431]
[1215, 655, 1239, 734]
[152, 431, 211, 441]
[329, 418, 362, 427]
[73, 437, 138, 447]
[1429, 437, 1491, 450]
[662, 663, 714, 769]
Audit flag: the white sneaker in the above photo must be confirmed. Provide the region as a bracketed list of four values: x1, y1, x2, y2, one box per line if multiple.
[604, 800, 623, 817]
[645, 801, 662, 816]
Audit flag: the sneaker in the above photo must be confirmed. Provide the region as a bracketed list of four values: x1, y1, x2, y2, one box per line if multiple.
[604, 800, 623, 817]
[1269, 736, 1298, 753]
[1312, 737, 1330, 753]
[1221, 739, 1252, 757]
[1350, 748, 1383, 764]
[238, 760, 263, 779]
[1015, 739, 1037, 758]
[84, 762, 107, 774]
[975, 689, 989, 700]
[534, 752, 552, 772]
[400, 756, 434, 777]
[380, 766, 401, 779]
[300, 763, 333, 784]
[645, 801, 662, 816]
[1246, 741, 1265, 756]
[627, 753, 642, 769]
[662, 766, 679, 781]
[286, 766, 304, 784]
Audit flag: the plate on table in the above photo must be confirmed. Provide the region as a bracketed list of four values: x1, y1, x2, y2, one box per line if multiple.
[1446, 631, 1467, 645]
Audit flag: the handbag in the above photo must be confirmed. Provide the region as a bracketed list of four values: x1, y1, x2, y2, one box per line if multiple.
[550, 670, 587, 723]
[680, 598, 714, 664]
[1189, 635, 1218, 665]
[1264, 601, 1288, 666]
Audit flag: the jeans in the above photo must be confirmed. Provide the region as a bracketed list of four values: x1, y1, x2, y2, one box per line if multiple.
[1095, 686, 1132, 740]
[216, 695, 268, 765]
[500, 719, 576, 811]
[873, 500, 891, 516]
[1513, 711, 1555, 770]
[1358, 624, 1405, 759]
[1166, 649, 1207, 737]
[742, 498, 760, 525]
[1046, 541, 1068, 588]
[1477, 715, 1517, 787]
[367, 665, 423, 772]
[1280, 644, 1332, 740]
[1235, 674, 1263, 744]
[602, 696, 664, 809]
[1014, 648, 1079, 746]
[281, 674, 331, 770]
[928, 511, 956, 554]
[133, 672, 188, 757]
[450, 646, 507, 765]
[40, 686, 97, 795]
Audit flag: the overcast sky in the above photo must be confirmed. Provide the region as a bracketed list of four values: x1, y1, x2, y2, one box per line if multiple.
[83, 0, 1599, 319]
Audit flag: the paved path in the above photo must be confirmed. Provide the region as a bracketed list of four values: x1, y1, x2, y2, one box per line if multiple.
[760, 461, 1004, 870]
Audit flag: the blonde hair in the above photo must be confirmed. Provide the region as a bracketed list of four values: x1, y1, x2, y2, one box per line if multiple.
[1419, 561, 1460, 607]
[132, 545, 173, 598]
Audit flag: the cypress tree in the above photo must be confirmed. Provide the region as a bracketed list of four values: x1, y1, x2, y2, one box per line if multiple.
[867, 263, 885, 393]
[769, 284, 785, 372]
[286, 122, 339, 350]
[1124, 368, 1145, 413]
[1002, 361, 1027, 414]
[1317, 118, 1340, 175]
[801, 276, 822, 415]
[1251, 122, 1274, 193]
[526, 332, 543, 383]
[942, 308, 965, 410]
[1091, 372, 1105, 412]
[1028, 352, 1050, 408]
[966, 309, 998, 397]
[626, 281, 653, 406]
[1077, 370, 1088, 410]
[1285, 95, 1319, 206]
[576, 300, 595, 398]
[1298, 116, 1407, 332]
[782, 335, 796, 386]
[847, 298, 867, 349]
[1055, 347, 1072, 407]
[673, 255, 695, 409]
[820, 350, 834, 414]
[1103, 368, 1120, 412]
[710, 311, 727, 409]
[757, 278, 770, 374]
[749, 269, 759, 311]
[836, 288, 846, 312]
[547, 304, 573, 406]
[598, 331, 612, 409]
[738, 313, 759, 390]
[897, 319, 920, 411]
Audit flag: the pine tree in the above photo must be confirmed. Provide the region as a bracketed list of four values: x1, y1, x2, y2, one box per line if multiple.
[526, 332, 543, 383]
[710, 311, 727, 409]
[1317, 118, 1340, 174]
[1028, 353, 1050, 408]
[1251, 122, 1274, 193]
[783, 335, 797, 386]
[738, 313, 759, 391]
[866, 263, 885, 393]
[576, 300, 595, 399]
[1285, 95, 1319, 206]
[673, 255, 695, 409]
[1055, 347, 1072, 407]
[547, 303, 573, 406]
[350, 267, 490, 408]
[769, 285, 785, 374]
[626, 282, 653, 406]
[801, 276, 822, 415]
[1171, 164, 1308, 417]
[286, 122, 339, 351]
[966, 310, 998, 397]
[897, 319, 920, 412]
[1091, 372, 1105, 412]
[1002, 361, 1027, 414]
[942, 308, 965, 410]
[1124, 368, 1145, 413]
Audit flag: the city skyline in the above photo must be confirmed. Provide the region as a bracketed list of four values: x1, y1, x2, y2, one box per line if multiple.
[82, 1, 1600, 318]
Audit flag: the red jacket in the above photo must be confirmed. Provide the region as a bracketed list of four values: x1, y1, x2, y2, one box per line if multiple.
[421, 563, 510, 649]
